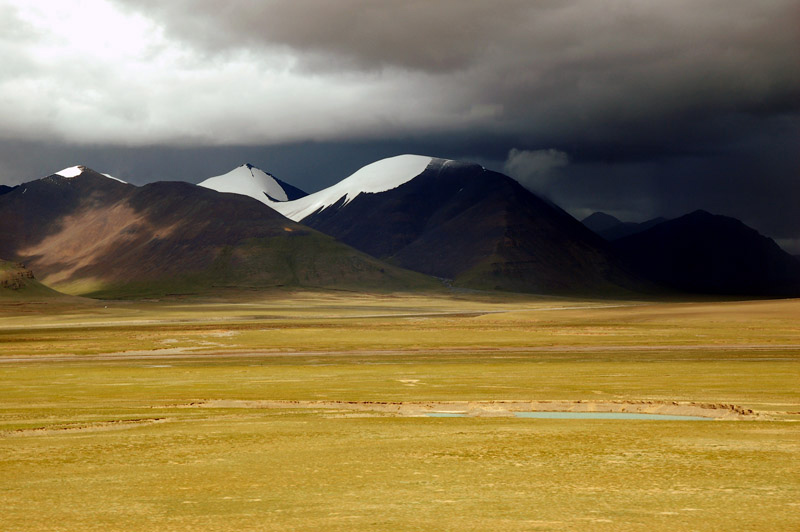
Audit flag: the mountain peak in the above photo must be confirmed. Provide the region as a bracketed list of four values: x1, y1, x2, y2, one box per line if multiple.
[686, 209, 714, 219]
[582, 211, 670, 241]
[287, 157, 647, 295]
[270, 154, 445, 222]
[55, 165, 86, 178]
[51, 166, 127, 184]
[615, 210, 800, 295]
[199, 163, 307, 204]
[335, 154, 438, 198]
[582, 212, 623, 233]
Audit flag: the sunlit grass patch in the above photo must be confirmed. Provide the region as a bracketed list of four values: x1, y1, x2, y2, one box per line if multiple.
[1, 292, 799, 530]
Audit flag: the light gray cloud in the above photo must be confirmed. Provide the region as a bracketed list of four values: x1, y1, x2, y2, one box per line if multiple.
[0, 1, 469, 145]
[503, 148, 569, 192]
[116, 0, 535, 72]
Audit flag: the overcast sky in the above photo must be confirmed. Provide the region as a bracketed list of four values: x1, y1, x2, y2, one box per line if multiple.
[1, 0, 798, 250]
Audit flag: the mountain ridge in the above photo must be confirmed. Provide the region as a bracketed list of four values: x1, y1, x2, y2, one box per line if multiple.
[291, 157, 649, 295]
[614, 209, 800, 296]
[582, 212, 668, 241]
[269, 154, 437, 222]
[4, 159, 798, 299]
[199, 163, 307, 205]
[0, 167, 437, 297]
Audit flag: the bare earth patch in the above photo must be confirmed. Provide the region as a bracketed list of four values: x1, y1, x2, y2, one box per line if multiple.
[4, 343, 800, 363]
[2, 418, 169, 437]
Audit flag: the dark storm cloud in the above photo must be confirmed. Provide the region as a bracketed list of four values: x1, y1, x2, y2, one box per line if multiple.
[116, 0, 800, 147]
[2, 1, 799, 250]
[545, 115, 800, 245]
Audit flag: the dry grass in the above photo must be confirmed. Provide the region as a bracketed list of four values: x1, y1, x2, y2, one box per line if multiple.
[1, 291, 799, 531]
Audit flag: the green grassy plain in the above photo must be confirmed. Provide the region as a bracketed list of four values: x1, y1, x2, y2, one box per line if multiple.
[1, 292, 799, 531]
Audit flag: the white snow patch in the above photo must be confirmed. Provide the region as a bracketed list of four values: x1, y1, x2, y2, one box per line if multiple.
[102, 173, 127, 184]
[199, 164, 289, 204]
[271, 154, 438, 222]
[55, 166, 84, 178]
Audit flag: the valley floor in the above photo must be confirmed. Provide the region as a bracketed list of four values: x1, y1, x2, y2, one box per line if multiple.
[1, 292, 798, 531]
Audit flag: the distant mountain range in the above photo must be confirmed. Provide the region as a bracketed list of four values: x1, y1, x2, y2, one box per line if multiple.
[613, 210, 800, 296]
[582, 212, 667, 241]
[2, 158, 798, 299]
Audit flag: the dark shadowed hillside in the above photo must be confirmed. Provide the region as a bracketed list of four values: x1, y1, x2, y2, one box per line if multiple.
[300, 158, 648, 295]
[582, 212, 667, 241]
[614, 210, 800, 296]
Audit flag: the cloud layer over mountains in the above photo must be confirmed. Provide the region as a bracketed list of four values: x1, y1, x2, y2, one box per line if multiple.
[1, 0, 798, 249]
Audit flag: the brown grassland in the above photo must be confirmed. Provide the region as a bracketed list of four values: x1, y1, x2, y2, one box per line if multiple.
[1, 291, 798, 531]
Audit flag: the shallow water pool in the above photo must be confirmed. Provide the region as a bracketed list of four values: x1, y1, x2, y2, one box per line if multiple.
[424, 412, 711, 420]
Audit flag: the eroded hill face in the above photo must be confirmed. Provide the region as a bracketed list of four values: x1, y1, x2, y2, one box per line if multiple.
[0, 260, 34, 290]
[0, 259, 65, 299]
[0, 169, 436, 297]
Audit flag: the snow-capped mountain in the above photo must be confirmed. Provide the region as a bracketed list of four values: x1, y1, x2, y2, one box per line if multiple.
[270, 154, 440, 221]
[1, 157, 797, 297]
[54, 165, 127, 183]
[0, 165, 429, 297]
[198, 163, 307, 204]
[275, 154, 648, 294]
